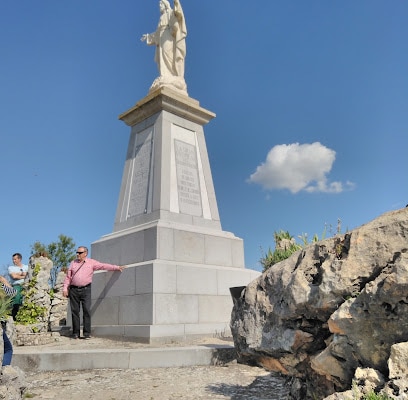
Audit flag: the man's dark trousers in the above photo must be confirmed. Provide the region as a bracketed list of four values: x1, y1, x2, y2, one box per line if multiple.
[69, 285, 92, 337]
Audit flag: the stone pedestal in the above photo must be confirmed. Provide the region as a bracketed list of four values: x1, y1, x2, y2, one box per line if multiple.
[90, 87, 259, 343]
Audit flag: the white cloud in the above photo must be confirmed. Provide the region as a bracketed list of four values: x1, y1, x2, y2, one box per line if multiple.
[248, 142, 355, 194]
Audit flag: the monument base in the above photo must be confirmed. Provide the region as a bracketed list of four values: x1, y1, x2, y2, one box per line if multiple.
[87, 259, 259, 343]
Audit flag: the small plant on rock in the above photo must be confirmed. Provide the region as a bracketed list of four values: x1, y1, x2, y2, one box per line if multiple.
[351, 382, 393, 400]
[260, 219, 345, 271]
[260, 230, 302, 272]
[15, 263, 47, 326]
[361, 392, 393, 400]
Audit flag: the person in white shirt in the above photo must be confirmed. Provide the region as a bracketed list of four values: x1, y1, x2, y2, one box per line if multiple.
[8, 253, 28, 320]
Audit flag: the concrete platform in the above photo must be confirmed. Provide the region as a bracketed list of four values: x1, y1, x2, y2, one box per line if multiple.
[12, 335, 236, 372]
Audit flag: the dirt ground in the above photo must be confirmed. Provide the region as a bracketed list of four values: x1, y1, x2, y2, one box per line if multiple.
[25, 363, 290, 400]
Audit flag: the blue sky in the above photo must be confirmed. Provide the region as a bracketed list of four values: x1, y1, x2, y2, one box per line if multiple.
[1, 1, 407, 276]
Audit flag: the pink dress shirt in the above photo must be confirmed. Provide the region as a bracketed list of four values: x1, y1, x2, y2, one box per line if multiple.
[63, 258, 121, 291]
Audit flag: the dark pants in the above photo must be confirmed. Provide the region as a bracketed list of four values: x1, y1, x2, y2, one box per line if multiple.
[69, 285, 92, 337]
[11, 304, 20, 321]
[2, 327, 13, 366]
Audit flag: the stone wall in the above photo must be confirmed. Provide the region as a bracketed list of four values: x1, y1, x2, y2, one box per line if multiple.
[14, 256, 68, 346]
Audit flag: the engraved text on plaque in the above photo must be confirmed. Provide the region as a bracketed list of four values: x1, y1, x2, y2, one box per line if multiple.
[174, 139, 202, 216]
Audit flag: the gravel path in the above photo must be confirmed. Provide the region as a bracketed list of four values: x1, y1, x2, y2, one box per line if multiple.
[25, 363, 291, 400]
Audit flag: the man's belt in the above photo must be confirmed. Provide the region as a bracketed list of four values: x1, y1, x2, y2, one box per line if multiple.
[70, 283, 91, 289]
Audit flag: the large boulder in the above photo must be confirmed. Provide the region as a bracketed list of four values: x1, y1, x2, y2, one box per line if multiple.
[231, 207, 408, 399]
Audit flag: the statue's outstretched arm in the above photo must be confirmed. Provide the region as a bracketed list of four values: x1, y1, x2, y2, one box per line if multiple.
[140, 31, 157, 45]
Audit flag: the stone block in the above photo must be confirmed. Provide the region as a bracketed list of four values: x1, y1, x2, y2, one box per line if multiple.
[176, 265, 218, 295]
[92, 325, 125, 337]
[119, 294, 153, 325]
[123, 325, 151, 341]
[205, 235, 233, 266]
[91, 272, 106, 300]
[174, 230, 205, 263]
[157, 226, 174, 260]
[198, 295, 232, 323]
[184, 322, 231, 337]
[152, 263, 177, 293]
[154, 294, 199, 324]
[148, 324, 186, 339]
[231, 238, 245, 268]
[102, 268, 135, 298]
[144, 226, 158, 261]
[135, 264, 153, 294]
[91, 296, 120, 325]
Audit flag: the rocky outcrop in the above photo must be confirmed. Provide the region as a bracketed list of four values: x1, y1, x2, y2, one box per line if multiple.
[230, 208, 408, 399]
[325, 342, 408, 399]
[28, 256, 68, 331]
[14, 256, 68, 346]
[0, 366, 26, 400]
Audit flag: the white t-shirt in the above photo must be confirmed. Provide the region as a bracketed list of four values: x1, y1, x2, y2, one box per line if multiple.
[8, 264, 28, 285]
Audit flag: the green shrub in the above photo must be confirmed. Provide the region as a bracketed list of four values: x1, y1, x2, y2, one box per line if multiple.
[260, 245, 301, 272]
[15, 301, 47, 325]
[0, 291, 13, 321]
[260, 220, 344, 271]
[260, 230, 302, 272]
[15, 263, 47, 325]
[361, 392, 392, 400]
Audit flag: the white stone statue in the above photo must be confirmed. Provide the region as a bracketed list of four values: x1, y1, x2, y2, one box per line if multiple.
[141, 0, 187, 94]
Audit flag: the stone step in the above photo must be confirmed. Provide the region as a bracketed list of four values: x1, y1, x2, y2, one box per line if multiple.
[13, 344, 236, 372]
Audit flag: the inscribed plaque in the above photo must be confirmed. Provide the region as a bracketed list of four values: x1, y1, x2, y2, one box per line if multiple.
[127, 129, 153, 218]
[174, 139, 202, 216]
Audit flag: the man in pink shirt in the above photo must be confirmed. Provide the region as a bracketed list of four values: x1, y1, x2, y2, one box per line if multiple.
[63, 246, 125, 339]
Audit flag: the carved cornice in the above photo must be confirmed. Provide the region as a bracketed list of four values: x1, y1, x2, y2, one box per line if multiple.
[119, 87, 216, 127]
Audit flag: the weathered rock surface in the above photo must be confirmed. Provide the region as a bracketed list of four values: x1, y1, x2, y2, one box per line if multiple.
[383, 342, 408, 399]
[231, 208, 408, 399]
[0, 366, 26, 400]
[14, 256, 68, 346]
